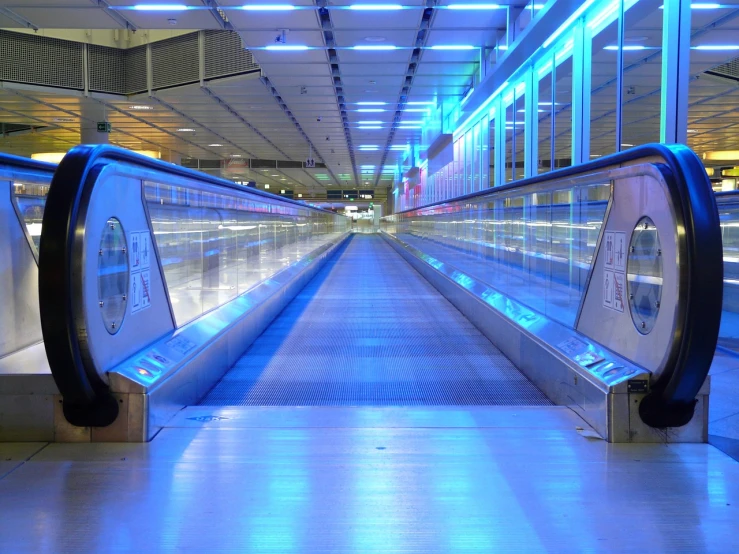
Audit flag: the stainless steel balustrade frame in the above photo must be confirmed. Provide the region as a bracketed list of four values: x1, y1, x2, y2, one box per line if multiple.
[39, 145, 350, 441]
[0, 153, 57, 441]
[382, 144, 721, 442]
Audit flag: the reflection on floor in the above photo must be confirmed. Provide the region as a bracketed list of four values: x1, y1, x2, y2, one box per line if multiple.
[1, 406, 738, 552]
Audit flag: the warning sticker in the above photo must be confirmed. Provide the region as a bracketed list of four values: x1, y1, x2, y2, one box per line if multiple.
[129, 230, 152, 314]
[130, 231, 151, 272]
[603, 230, 626, 313]
[613, 271, 625, 312]
[603, 270, 614, 309]
[613, 232, 626, 272]
[131, 270, 151, 313]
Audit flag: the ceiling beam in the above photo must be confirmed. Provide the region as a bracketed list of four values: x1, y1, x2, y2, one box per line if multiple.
[259, 74, 344, 188]
[200, 0, 234, 31]
[0, 7, 38, 31]
[89, 0, 138, 31]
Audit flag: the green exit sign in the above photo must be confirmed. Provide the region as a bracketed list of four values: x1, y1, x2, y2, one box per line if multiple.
[97, 121, 111, 133]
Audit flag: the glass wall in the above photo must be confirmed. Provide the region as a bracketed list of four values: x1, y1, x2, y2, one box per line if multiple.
[144, 181, 347, 326]
[392, 0, 738, 213]
[688, 4, 739, 192]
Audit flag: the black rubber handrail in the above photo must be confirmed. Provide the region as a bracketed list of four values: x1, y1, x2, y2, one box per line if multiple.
[0, 152, 56, 175]
[39, 145, 344, 427]
[390, 143, 723, 429]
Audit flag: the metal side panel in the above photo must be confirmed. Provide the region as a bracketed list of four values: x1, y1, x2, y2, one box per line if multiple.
[0, 343, 58, 442]
[380, 232, 709, 443]
[75, 232, 351, 442]
[0, 180, 43, 358]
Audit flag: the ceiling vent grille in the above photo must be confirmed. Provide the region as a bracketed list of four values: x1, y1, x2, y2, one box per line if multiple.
[708, 56, 739, 81]
[125, 45, 148, 94]
[204, 30, 258, 79]
[88, 44, 125, 94]
[152, 33, 199, 89]
[0, 30, 83, 90]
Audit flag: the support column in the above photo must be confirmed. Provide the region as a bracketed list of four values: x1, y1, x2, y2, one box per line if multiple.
[524, 67, 537, 178]
[661, 0, 691, 144]
[494, 96, 505, 187]
[571, 20, 591, 165]
[80, 103, 109, 145]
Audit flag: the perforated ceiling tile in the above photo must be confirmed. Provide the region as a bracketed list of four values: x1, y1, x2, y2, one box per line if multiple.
[204, 30, 259, 80]
[0, 30, 83, 90]
[88, 44, 125, 94]
[201, 235, 551, 407]
[152, 33, 199, 89]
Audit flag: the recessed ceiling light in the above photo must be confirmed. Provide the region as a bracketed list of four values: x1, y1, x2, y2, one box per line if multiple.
[353, 45, 397, 50]
[177, 128, 195, 132]
[128, 105, 153, 110]
[364, 36, 386, 42]
[231, 154, 242, 157]
[271, 174, 279, 177]
[349, 4, 403, 10]
[209, 143, 223, 147]
[447, 3, 503, 9]
[132, 4, 189, 11]
[265, 45, 310, 51]
[430, 45, 477, 50]
[52, 117, 75, 122]
[241, 4, 296, 10]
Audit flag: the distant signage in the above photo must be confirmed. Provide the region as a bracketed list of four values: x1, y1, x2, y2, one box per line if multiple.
[305, 158, 315, 168]
[97, 121, 111, 133]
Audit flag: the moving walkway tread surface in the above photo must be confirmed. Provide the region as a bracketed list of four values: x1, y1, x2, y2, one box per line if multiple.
[200, 234, 551, 406]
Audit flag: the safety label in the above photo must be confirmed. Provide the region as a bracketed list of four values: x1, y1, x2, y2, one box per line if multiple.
[130, 270, 151, 313]
[603, 230, 626, 313]
[129, 231, 151, 272]
[130, 231, 152, 313]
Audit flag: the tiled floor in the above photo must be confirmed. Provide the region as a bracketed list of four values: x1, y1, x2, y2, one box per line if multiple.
[1, 407, 738, 553]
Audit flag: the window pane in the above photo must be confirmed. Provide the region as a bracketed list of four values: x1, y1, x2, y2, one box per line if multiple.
[621, 0, 663, 149]
[589, 3, 620, 157]
[538, 62, 554, 174]
[554, 52, 574, 168]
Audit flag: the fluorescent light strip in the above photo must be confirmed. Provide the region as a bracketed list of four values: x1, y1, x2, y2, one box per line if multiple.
[693, 45, 739, 51]
[358, 120, 383, 124]
[358, 126, 383, 129]
[264, 45, 311, 50]
[132, 4, 189, 10]
[353, 45, 397, 50]
[659, 3, 723, 9]
[242, 4, 295, 10]
[430, 45, 477, 50]
[349, 4, 403, 10]
[543, 0, 596, 48]
[447, 4, 502, 9]
[604, 45, 648, 50]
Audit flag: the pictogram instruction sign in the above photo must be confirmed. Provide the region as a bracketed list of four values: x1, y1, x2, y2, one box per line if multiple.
[603, 231, 626, 312]
[129, 231, 152, 313]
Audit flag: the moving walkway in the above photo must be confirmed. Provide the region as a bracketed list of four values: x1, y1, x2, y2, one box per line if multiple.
[31, 143, 722, 443]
